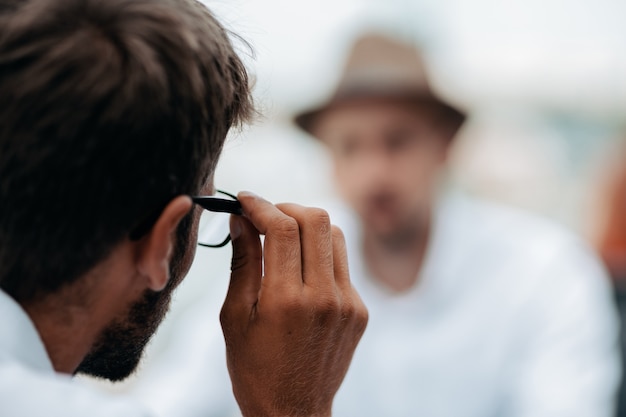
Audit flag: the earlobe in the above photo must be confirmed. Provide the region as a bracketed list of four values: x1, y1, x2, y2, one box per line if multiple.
[135, 195, 193, 292]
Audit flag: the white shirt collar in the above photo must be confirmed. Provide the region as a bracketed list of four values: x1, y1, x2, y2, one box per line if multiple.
[340, 190, 456, 294]
[0, 289, 54, 374]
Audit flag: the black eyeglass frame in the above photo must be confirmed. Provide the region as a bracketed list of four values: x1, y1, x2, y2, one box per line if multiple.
[129, 189, 241, 248]
[192, 190, 242, 248]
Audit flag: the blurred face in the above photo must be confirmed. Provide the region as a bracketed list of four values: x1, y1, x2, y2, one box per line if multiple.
[314, 98, 450, 243]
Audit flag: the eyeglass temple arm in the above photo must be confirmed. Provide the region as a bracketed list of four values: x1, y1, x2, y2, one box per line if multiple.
[191, 196, 243, 216]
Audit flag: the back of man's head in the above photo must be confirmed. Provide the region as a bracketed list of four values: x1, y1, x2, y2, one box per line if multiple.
[0, 0, 252, 302]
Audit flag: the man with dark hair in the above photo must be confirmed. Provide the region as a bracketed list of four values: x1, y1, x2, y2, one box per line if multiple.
[0, 0, 368, 415]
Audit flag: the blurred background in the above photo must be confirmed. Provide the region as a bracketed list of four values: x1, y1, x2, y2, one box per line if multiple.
[196, 0, 626, 308]
[209, 0, 626, 235]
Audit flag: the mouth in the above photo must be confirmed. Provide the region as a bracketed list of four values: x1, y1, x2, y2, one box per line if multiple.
[362, 192, 399, 222]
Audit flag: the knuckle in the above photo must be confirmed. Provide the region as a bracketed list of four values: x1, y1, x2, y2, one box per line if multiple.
[340, 300, 356, 320]
[230, 249, 261, 273]
[219, 304, 233, 327]
[230, 252, 246, 272]
[353, 302, 369, 334]
[289, 289, 341, 325]
[307, 208, 331, 229]
[219, 308, 238, 346]
[343, 288, 368, 326]
[271, 216, 300, 237]
[274, 291, 304, 314]
[331, 226, 348, 258]
[357, 304, 369, 324]
[307, 208, 331, 236]
[331, 224, 346, 242]
[313, 292, 341, 320]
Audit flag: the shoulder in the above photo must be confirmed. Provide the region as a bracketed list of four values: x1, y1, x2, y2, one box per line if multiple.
[435, 193, 613, 302]
[440, 193, 595, 265]
[0, 359, 153, 417]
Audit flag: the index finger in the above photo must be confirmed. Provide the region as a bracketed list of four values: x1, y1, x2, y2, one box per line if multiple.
[237, 191, 303, 291]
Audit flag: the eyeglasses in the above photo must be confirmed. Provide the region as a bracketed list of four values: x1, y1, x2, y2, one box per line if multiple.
[129, 189, 241, 248]
[193, 190, 242, 248]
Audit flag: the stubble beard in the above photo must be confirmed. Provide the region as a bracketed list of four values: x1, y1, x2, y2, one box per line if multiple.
[75, 213, 195, 382]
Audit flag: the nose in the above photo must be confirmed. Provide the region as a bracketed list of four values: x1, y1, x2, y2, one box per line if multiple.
[354, 146, 394, 187]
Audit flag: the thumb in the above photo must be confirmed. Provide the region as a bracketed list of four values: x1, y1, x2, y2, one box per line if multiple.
[221, 215, 263, 324]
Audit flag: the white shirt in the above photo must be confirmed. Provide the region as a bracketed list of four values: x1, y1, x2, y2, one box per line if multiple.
[0, 290, 153, 417]
[330, 192, 621, 417]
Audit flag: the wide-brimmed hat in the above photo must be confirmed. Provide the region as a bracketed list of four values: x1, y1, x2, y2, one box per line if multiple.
[294, 33, 466, 136]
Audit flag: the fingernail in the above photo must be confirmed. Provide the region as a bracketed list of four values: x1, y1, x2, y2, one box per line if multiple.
[238, 191, 260, 199]
[230, 215, 242, 240]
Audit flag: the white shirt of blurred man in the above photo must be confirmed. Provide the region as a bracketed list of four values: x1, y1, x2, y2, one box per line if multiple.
[293, 33, 620, 417]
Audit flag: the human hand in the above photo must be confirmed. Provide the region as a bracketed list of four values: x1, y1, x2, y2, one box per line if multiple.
[220, 192, 368, 417]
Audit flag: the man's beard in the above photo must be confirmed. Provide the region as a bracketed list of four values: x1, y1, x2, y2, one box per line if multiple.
[75, 213, 196, 382]
[367, 207, 429, 252]
[74, 287, 172, 381]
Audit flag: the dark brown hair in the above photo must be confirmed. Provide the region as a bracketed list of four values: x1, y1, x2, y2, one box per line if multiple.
[0, 0, 253, 301]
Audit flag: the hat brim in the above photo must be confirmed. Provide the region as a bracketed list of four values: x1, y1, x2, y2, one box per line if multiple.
[294, 91, 466, 139]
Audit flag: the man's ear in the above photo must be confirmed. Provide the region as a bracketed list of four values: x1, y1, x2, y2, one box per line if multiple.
[135, 195, 193, 292]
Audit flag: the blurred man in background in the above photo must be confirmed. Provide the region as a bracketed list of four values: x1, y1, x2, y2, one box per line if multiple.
[294, 32, 620, 417]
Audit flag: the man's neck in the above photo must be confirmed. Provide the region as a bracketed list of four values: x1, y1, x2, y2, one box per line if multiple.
[362, 218, 431, 293]
[20, 249, 143, 375]
[23, 299, 100, 374]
